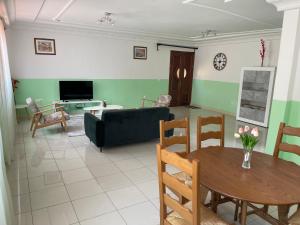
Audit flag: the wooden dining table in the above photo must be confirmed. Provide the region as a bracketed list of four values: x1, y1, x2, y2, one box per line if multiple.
[188, 147, 300, 225]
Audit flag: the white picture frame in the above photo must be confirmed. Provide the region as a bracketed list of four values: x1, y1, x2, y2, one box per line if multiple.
[236, 67, 276, 127]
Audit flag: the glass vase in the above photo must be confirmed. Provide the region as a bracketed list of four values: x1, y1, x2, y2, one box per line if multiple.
[242, 148, 253, 169]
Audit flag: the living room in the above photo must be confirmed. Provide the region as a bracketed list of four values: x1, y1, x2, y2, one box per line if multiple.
[1, 0, 300, 225]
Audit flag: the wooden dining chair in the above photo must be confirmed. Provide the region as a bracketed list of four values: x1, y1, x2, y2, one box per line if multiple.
[197, 115, 225, 149]
[156, 145, 230, 225]
[160, 118, 190, 154]
[272, 122, 300, 223]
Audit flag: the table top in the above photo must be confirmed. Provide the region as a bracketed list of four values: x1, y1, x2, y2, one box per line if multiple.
[83, 105, 123, 111]
[188, 147, 300, 205]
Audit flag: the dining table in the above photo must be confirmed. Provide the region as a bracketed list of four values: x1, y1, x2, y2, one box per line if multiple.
[188, 147, 300, 225]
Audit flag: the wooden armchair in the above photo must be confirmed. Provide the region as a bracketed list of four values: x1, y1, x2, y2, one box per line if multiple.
[141, 95, 172, 108]
[26, 97, 70, 137]
[156, 145, 230, 225]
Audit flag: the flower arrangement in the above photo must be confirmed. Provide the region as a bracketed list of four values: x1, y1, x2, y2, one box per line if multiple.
[235, 125, 259, 151]
[260, 39, 266, 67]
[235, 126, 259, 169]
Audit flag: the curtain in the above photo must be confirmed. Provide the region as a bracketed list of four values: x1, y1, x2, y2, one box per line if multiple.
[0, 20, 17, 225]
[0, 21, 15, 165]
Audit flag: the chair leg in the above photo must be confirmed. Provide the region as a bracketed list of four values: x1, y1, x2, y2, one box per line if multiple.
[100, 147, 103, 152]
[32, 125, 37, 137]
[62, 121, 67, 131]
[30, 118, 35, 131]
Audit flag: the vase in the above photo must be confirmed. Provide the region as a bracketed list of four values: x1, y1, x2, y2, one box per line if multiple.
[242, 149, 253, 169]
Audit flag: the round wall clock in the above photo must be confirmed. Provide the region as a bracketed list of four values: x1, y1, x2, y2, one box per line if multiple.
[213, 53, 227, 71]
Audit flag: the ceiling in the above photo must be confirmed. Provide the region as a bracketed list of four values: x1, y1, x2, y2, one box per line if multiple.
[13, 0, 283, 40]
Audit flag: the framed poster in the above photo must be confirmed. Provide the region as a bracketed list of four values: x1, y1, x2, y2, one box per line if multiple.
[133, 46, 147, 59]
[236, 67, 276, 127]
[34, 38, 56, 55]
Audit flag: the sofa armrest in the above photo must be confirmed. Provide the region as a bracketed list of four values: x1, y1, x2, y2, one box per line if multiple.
[84, 113, 105, 147]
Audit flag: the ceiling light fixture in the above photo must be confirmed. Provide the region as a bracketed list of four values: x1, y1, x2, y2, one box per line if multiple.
[182, 0, 195, 4]
[97, 12, 115, 26]
[224, 0, 233, 2]
[200, 30, 217, 38]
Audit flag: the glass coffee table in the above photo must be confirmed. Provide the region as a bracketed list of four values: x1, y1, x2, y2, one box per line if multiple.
[83, 104, 123, 115]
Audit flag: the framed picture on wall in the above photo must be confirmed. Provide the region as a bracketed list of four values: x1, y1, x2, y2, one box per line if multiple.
[133, 46, 147, 59]
[34, 38, 56, 55]
[236, 67, 276, 127]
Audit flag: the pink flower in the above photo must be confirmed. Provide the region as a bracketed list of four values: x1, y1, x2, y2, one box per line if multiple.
[251, 127, 259, 137]
[244, 126, 250, 132]
[238, 127, 244, 134]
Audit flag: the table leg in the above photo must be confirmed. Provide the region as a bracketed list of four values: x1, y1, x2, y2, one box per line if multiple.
[211, 191, 219, 213]
[241, 200, 248, 225]
[278, 205, 290, 224]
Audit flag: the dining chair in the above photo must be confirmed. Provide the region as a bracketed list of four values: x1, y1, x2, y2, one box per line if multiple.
[197, 115, 240, 220]
[156, 145, 230, 225]
[159, 118, 190, 154]
[289, 209, 300, 225]
[197, 115, 225, 149]
[26, 97, 70, 137]
[272, 122, 300, 223]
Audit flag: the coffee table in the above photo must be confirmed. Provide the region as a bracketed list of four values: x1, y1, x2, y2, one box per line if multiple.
[83, 104, 123, 115]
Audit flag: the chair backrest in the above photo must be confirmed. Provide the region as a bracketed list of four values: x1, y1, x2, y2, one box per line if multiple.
[154, 95, 172, 107]
[197, 115, 225, 149]
[26, 97, 40, 113]
[160, 118, 190, 154]
[157, 145, 201, 224]
[273, 122, 300, 158]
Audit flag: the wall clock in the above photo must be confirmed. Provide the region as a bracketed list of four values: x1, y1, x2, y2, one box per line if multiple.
[213, 53, 227, 71]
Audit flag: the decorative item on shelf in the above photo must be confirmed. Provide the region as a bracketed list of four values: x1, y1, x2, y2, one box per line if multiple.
[34, 38, 56, 55]
[234, 125, 259, 169]
[260, 39, 266, 67]
[213, 52, 227, 71]
[133, 46, 147, 60]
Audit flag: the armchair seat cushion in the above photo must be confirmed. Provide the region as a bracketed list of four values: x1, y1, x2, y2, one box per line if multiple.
[44, 111, 70, 123]
[167, 201, 229, 225]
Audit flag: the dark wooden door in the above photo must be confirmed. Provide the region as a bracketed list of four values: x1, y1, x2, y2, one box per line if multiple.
[168, 51, 195, 106]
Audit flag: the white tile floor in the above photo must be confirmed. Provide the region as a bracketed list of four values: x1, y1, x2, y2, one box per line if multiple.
[9, 107, 285, 225]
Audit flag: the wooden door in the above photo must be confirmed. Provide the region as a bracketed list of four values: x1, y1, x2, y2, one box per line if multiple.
[168, 51, 195, 106]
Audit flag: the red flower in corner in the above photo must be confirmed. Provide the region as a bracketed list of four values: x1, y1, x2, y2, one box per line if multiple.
[11, 78, 19, 92]
[260, 39, 266, 67]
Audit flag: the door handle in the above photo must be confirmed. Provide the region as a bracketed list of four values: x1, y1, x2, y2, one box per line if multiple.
[183, 68, 187, 78]
[176, 68, 180, 79]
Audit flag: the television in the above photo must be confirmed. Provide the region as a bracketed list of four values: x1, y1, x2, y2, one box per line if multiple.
[59, 81, 93, 100]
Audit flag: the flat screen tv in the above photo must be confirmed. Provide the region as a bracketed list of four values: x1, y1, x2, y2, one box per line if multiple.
[59, 81, 93, 100]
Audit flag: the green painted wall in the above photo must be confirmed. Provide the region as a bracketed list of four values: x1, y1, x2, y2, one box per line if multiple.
[266, 100, 300, 164]
[15, 79, 169, 108]
[191, 79, 239, 115]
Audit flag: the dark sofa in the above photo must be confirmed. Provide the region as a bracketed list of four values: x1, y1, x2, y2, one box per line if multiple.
[84, 107, 174, 151]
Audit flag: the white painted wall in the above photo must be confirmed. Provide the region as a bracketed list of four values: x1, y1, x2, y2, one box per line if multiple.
[6, 23, 185, 79]
[193, 36, 281, 83]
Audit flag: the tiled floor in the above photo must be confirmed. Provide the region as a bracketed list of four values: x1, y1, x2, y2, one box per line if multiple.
[9, 107, 286, 225]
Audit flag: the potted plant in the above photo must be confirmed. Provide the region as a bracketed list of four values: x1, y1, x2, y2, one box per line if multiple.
[234, 126, 259, 169]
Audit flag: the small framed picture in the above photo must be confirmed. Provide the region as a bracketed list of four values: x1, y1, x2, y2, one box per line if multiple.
[133, 46, 147, 60]
[34, 38, 56, 55]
